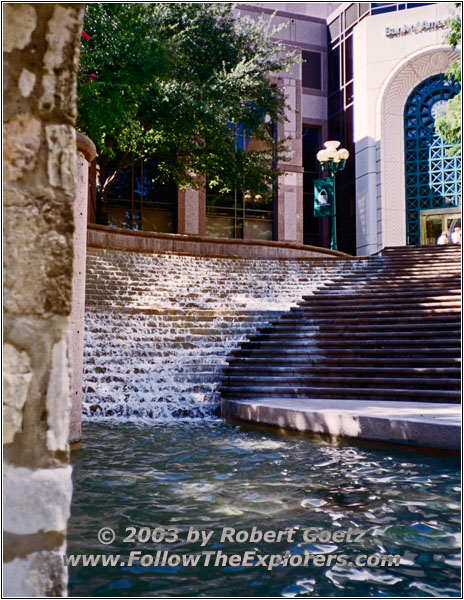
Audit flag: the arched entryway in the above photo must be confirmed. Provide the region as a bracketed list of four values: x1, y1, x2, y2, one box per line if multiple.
[378, 47, 460, 250]
[404, 74, 461, 245]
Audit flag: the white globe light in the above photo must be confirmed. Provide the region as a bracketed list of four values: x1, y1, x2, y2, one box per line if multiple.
[326, 146, 338, 159]
[338, 148, 350, 160]
[317, 149, 329, 162]
[324, 140, 341, 150]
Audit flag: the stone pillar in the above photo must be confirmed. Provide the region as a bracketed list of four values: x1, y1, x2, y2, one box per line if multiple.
[69, 134, 96, 445]
[177, 183, 206, 236]
[3, 3, 84, 596]
[276, 70, 304, 243]
[277, 169, 304, 243]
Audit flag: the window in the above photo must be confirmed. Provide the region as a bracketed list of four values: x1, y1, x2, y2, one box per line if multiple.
[302, 126, 323, 246]
[371, 3, 398, 14]
[328, 16, 340, 43]
[344, 35, 353, 83]
[345, 4, 358, 28]
[359, 3, 370, 17]
[205, 122, 276, 241]
[302, 51, 322, 90]
[205, 185, 274, 241]
[104, 156, 177, 233]
[406, 2, 434, 8]
[328, 46, 340, 94]
[329, 91, 342, 114]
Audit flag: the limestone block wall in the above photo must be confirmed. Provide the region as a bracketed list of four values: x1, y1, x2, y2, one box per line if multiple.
[3, 3, 84, 596]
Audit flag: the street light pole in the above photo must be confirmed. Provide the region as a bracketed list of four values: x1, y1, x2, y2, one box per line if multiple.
[316, 141, 350, 251]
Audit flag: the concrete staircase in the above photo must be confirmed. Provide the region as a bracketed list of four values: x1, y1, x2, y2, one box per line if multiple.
[83, 247, 370, 420]
[220, 245, 461, 406]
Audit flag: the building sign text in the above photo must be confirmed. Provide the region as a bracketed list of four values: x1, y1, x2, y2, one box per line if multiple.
[386, 20, 448, 38]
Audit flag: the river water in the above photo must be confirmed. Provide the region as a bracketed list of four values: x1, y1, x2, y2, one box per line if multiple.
[68, 420, 460, 597]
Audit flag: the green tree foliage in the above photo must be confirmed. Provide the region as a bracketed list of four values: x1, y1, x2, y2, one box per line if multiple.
[435, 9, 461, 155]
[77, 3, 299, 208]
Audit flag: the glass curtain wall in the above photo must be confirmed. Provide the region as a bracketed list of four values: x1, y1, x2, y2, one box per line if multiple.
[205, 186, 274, 241]
[104, 156, 177, 233]
[302, 126, 324, 246]
[205, 123, 275, 241]
[327, 8, 358, 254]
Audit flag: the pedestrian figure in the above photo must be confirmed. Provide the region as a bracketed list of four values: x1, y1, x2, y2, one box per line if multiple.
[450, 227, 461, 245]
[436, 231, 449, 245]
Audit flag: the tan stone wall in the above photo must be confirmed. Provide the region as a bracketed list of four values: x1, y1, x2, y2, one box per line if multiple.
[3, 3, 84, 596]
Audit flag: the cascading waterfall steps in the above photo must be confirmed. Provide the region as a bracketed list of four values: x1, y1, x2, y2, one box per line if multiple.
[220, 245, 462, 450]
[84, 247, 369, 422]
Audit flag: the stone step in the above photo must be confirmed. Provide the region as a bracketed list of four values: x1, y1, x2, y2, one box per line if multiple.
[246, 329, 460, 342]
[292, 306, 461, 317]
[310, 286, 460, 299]
[223, 364, 461, 378]
[219, 385, 461, 403]
[240, 333, 461, 351]
[298, 296, 461, 308]
[381, 244, 461, 251]
[280, 312, 460, 325]
[230, 346, 459, 358]
[380, 253, 461, 260]
[226, 355, 460, 367]
[314, 280, 460, 291]
[221, 375, 460, 390]
[263, 320, 460, 333]
[331, 267, 460, 277]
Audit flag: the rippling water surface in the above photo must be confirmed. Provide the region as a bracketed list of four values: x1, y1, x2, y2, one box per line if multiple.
[68, 421, 461, 597]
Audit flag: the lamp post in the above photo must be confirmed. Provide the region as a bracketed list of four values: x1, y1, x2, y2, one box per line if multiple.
[316, 141, 349, 251]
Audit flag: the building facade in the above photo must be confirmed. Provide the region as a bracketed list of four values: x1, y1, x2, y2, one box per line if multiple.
[98, 2, 461, 256]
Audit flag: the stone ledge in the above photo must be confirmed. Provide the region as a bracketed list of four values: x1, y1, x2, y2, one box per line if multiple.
[87, 224, 358, 260]
[221, 398, 461, 451]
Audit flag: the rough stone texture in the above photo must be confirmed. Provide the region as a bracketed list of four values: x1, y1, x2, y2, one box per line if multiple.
[46, 125, 77, 190]
[3, 4, 37, 52]
[18, 68, 36, 98]
[3, 3, 84, 596]
[4, 464, 73, 535]
[39, 5, 82, 119]
[3, 344, 33, 444]
[3, 544, 68, 598]
[3, 113, 41, 182]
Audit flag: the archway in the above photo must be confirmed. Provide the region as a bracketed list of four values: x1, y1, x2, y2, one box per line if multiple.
[404, 74, 461, 245]
[377, 47, 459, 249]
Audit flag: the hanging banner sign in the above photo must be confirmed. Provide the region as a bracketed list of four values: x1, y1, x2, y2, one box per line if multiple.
[314, 178, 333, 217]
